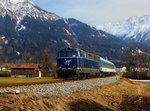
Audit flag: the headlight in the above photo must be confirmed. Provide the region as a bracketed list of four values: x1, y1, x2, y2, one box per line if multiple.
[59, 65, 62, 69]
[72, 65, 76, 69]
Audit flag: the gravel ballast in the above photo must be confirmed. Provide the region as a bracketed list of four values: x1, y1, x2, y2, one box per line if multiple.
[0, 76, 120, 96]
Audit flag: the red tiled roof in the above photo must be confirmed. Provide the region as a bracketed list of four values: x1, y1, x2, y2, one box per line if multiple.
[10, 64, 40, 69]
[0, 63, 40, 69]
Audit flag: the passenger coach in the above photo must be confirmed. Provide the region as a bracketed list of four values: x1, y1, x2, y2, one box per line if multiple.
[57, 48, 116, 79]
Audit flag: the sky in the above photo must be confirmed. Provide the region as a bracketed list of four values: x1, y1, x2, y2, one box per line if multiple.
[14, 0, 150, 27]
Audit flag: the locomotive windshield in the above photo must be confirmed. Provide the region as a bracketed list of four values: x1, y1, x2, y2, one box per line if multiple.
[58, 50, 78, 58]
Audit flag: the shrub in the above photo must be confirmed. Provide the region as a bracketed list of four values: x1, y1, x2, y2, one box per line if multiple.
[122, 72, 133, 78]
[123, 71, 150, 80]
[0, 71, 11, 77]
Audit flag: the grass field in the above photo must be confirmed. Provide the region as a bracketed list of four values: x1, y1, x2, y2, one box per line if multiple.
[0, 77, 62, 86]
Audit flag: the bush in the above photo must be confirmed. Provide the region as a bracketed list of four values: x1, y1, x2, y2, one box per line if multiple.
[147, 71, 150, 78]
[0, 71, 11, 77]
[123, 71, 150, 80]
[122, 72, 133, 78]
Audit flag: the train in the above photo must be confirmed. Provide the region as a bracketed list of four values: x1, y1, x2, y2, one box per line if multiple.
[57, 47, 116, 79]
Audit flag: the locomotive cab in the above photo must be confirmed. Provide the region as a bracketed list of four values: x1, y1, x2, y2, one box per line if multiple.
[57, 48, 80, 78]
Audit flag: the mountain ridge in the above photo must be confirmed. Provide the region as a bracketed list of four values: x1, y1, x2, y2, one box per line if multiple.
[0, 0, 149, 63]
[98, 15, 150, 45]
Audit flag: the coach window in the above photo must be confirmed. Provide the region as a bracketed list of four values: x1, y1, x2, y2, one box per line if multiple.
[81, 51, 86, 58]
[77, 50, 81, 57]
[84, 53, 87, 58]
[88, 54, 93, 60]
[93, 55, 98, 61]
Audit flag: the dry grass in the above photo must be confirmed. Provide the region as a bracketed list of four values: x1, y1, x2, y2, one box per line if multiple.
[0, 77, 62, 86]
[0, 78, 150, 111]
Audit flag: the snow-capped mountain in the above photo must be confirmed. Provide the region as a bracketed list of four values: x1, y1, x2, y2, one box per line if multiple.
[0, 0, 149, 62]
[98, 15, 150, 45]
[0, 0, 60, 21]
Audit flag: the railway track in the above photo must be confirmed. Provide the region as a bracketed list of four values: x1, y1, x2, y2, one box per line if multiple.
[0, 76, 120, 96]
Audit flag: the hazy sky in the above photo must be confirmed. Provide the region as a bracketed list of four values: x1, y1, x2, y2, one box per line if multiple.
[33, 0, 150, 26]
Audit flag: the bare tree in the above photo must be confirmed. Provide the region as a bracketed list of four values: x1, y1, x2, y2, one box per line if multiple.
[41, 48, 55, 77]
[22, 51, 32, 63]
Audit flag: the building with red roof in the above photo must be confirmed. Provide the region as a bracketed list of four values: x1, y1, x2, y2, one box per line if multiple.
[0, 63, 42, 77]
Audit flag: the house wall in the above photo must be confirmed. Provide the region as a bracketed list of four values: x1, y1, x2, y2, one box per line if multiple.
[11, 68, 38, 77]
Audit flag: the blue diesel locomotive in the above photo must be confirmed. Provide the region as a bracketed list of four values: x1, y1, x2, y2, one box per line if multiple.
[57, 48, 116, 79]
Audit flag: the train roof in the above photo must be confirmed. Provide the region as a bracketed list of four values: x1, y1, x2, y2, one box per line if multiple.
[60, 47, 86, 53]
[61, 47, 76, 51]
[100, 57, 115, 65]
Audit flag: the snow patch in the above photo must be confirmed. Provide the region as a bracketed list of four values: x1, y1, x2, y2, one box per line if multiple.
[99, 32, 107, 38]
[18, 25, 26, 31]
[0, 36, 9, 44]
[64, 18, 68, 24]
[0, 2, 9, 12]
[4, 40, 8, 44]
[121, 47, 125, 50]
[1, 36, 5, 40]
[62, 39, 70, 46]
[69, 23, 79, 27]
[10, 0, 31, 4]
[64, 28, 72, 36]
[44, 15, 48, 20]
[16, 51, 20, 55]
